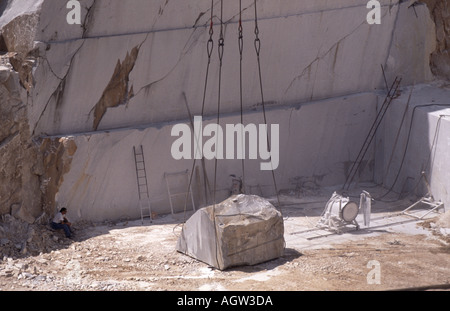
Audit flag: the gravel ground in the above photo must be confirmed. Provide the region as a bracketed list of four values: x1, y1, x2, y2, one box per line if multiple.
[1, 192, 449, 292]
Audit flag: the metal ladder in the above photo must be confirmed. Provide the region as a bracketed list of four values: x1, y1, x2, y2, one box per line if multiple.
[343, 76, 402, 190]
[133, 145, 152, 224]
[402, 172, 445, 220]
[164, 169, 196, 215]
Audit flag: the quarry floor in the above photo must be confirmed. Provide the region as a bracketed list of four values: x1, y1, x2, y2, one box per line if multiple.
[1, 185, 449, 292]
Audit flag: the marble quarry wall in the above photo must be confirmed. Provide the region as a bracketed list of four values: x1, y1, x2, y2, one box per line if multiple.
[375, 83, 450, 212]
[0, 0, 447, 222]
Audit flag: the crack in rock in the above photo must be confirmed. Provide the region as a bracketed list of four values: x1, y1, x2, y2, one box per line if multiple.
[82, 0, 97, 38]
[33, 41, 85, 136]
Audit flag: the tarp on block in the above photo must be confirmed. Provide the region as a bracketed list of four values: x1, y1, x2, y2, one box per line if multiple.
[176, 194, 285, 270]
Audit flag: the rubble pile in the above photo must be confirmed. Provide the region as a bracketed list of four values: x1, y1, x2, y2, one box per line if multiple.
[0, 214, 69, 259]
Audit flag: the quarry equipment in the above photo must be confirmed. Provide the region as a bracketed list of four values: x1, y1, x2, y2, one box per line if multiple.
[343, 76, 402, 190]
[317, 192, 361, 233]
[165, 169, 196, 216]
[133, 145, 152, 223]
[402, 172, 444, 219]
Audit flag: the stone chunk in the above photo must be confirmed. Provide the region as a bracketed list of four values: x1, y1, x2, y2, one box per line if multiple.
[176, 194, 285, 270]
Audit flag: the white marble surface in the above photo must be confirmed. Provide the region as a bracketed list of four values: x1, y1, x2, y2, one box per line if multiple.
[8, 0, 433, 136]
[0, 0, 441, 221]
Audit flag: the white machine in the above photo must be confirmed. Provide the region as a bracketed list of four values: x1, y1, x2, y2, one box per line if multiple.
[317, 191, 371, 233]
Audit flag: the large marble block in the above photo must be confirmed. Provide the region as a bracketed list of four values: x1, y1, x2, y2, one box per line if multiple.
[176, 194, 285, 270]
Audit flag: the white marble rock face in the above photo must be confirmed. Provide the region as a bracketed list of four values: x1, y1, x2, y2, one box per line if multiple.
[2, 0, 432, 137]
[0, 0, 443, 222]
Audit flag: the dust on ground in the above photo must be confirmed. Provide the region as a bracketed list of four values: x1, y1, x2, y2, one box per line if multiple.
[1, 188, 449, 291]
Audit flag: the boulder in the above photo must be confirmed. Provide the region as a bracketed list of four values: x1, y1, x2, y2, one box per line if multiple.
[176, 194, 285, 270]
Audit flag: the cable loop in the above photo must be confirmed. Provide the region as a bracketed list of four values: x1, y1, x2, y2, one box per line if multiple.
[254, 38, 261, 56]
[218, 37, 225, 62]
[239, 36, 244, 57]
[207, 38, 214, 58]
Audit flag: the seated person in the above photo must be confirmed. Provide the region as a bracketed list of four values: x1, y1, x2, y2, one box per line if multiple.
[51, 208, 74, 238]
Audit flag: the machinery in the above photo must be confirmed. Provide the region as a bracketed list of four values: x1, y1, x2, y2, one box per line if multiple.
[317, 191, 372, 233]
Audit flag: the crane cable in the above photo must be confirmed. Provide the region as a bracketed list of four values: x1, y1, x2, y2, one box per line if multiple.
[253, 0, 281, 212]
[183, 0, 283, 223]
[211, 0, 225, 269]
[239, 0, 246, 194]
[182, 0, 215, 223]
